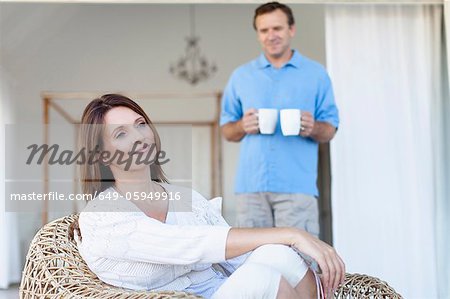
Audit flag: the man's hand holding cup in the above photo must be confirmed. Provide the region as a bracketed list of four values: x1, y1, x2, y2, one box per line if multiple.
[241, 108, 259, 134]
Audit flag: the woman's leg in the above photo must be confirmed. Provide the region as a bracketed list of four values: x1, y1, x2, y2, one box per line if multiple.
[212, 263, 281, 299]
[277, 276, 299, 299]
[245, 244, 319, 299]
[294, 269, 319, 299]
[212, 263, 315, 299]
[213, 244, 320, 299]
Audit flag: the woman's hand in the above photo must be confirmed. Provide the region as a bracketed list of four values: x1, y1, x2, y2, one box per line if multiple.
[291, 229, 346, 297]
[225, 227, 345, 297]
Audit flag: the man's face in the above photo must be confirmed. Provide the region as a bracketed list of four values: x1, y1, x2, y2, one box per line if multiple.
[255, 9, 295, 60]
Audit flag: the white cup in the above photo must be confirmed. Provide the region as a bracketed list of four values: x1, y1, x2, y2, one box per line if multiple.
[258, 108, 278, 134]
[280, 109, 301, 136]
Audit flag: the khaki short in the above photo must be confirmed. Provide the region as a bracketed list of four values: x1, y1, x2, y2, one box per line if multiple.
[235, 193, 320, 237]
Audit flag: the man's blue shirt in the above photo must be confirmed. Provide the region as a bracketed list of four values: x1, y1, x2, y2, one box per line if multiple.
[220, 50, 339, 196]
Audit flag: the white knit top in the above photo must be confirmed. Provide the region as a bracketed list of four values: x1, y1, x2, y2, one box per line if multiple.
[75, 183, 237, 292]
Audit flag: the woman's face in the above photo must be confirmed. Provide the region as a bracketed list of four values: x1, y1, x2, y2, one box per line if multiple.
[101, 106, 156, 172]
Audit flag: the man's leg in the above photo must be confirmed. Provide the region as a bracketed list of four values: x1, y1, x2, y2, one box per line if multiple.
[270, 193, 320, 237]
[235, 193, 273, 227]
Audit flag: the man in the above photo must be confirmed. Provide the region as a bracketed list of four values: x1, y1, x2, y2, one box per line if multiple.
[220, 2, 339, 237]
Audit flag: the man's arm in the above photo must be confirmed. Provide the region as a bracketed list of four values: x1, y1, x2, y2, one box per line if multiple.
[222, 108, 259, 142]
[300, 111, 337, 143]
[222, 120, 246, 142]
[310, 121, 337, 143]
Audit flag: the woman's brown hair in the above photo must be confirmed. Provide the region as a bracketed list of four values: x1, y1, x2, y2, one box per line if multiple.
[79, 93, 168, 196]
[69, 94, 168, 241]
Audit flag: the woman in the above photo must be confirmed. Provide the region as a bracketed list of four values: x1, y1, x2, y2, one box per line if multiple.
[72, 94, 345, 299]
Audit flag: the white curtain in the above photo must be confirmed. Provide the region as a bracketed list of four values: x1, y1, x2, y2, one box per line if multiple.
[0, 67, 21, 288]
[439, 2, 450, 297]
[326, 5, 444, 298]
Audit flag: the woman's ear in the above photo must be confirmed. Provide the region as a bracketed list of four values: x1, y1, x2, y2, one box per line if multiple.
[98, 151, 111, 166]
[100, 158, 111, 166]
[100, 154, 111, 166]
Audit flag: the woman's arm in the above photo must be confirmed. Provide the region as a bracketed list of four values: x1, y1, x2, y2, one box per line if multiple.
[225, 227, 295, 258]
[226, 227, 345, 296]
[200, 192, 345, 294]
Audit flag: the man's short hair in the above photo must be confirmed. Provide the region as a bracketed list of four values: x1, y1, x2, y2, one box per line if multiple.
[253, 2, 295, 30]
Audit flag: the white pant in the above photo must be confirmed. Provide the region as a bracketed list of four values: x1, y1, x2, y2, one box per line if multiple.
[212, 244, 318, 299]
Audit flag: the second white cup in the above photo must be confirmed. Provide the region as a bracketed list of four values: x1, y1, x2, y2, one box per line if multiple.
[280, 109, 301, 136]
[258, 108, 278, 134]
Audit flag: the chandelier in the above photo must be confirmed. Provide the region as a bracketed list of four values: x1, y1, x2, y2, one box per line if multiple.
[170, 5, 217, 85]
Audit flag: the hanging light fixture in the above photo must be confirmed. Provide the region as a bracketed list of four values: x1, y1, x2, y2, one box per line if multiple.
[170, 5, 217, 85]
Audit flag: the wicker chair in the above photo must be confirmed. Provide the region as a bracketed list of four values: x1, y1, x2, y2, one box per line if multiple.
[20, 214, 403, 299]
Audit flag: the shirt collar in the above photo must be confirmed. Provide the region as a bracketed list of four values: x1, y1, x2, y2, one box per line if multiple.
[285, 50, 302, 68]
[257, 53, 272, 68]
[257, 50, 302, 69]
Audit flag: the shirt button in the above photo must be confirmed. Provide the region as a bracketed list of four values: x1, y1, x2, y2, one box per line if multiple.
[184, 266, 189, 270]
